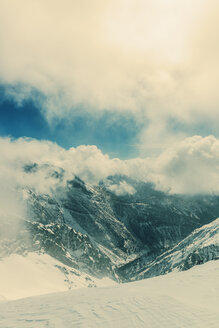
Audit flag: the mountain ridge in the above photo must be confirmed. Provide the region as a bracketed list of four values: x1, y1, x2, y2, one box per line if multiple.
[1, 172, 219, 286]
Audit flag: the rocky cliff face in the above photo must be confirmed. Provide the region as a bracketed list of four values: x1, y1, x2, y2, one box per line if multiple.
[1, 172, 219, 283]
[128, 218, 219, 281]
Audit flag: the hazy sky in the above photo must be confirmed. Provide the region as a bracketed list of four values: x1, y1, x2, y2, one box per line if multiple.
[0, 1, 219, 194]
[1, 0, 219, 156]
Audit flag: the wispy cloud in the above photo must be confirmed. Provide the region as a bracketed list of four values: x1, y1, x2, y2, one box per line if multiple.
[0, 0, 219, 150]
[1, 136, 219, 195]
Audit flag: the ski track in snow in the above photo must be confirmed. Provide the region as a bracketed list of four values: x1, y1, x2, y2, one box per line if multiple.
[0, 260, 219, 327]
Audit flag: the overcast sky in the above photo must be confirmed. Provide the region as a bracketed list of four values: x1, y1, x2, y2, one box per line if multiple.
[0, 0, 219, 194]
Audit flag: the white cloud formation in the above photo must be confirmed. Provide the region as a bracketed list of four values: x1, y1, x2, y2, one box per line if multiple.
[0, 135, 219, 196]
[155, 135, 219, 194]
[107, 181, 136, 196]
[0, 0, 219, 147]
[1, 134, 219, 250]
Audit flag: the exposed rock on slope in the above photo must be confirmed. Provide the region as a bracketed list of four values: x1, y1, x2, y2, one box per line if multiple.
[1, 171, 219, 283]
[124, 218, 219, 281]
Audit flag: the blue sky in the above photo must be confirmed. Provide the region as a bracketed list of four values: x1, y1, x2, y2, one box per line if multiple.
[0, 89, 141, 159]
[0, 0, 219, 198]
[1, 85, 218, 160]
[0, 1, 219, 161]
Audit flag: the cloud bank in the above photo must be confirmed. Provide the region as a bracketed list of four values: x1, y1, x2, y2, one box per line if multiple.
[0, 136, 219, 195]
[1, 0, 219, 148]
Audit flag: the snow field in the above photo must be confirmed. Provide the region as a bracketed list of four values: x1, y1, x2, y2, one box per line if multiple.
[0, 260, 218, 327]
[0, 252, 115, 300]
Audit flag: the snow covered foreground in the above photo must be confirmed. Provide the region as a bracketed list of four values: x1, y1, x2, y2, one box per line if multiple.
[0, 261, 218, 328]
[0, 252, 115, 300]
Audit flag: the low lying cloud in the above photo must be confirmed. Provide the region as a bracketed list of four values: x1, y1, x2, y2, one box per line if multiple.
[107, 181, 136, 196]
[0, 181, 26, 228]
[1, 0, 219, 148]
[0, 135, 219, 196]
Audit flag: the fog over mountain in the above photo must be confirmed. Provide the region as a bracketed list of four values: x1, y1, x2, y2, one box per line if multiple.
[0, 135, 219, 291]
[1, 135, 219, 196]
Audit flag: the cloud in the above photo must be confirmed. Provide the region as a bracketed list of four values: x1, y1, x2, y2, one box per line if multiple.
[0, 0, 219, 148]
[107, 181, 136, 196]
[1, 134, 219, 255]
[0, 135, 219, 196]
[155, 135, 219, 194]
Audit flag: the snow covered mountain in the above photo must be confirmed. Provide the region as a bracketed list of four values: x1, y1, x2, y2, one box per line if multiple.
[1, 167, 219, 288]
[119, 217, 219, 281]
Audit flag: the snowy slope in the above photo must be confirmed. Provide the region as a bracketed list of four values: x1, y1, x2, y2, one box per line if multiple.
[0, 252, 116, 300]
[0, 260, 218, 327]
[23, 175, 219, 278]
[134, 217, 219, 280]
[117, 217, 219, 281]
[2, 174, 219, 285]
